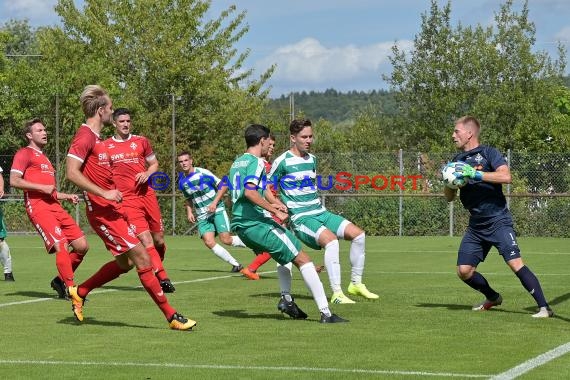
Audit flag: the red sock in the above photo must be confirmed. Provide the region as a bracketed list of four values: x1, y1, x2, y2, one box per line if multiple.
[248, 252, 272, 272]
[69, 252, 85, 271]
[147, 245, 168, 281]
[137, 266, 176, 320]
[156, 243, 166, 261]
[78, 260, 128, 298]
[55, 248, 75, 287]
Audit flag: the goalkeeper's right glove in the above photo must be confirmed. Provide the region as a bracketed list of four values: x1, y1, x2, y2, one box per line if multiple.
[454, 162, 483, 181]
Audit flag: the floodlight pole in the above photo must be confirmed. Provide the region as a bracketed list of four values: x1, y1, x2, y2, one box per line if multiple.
[289, 92, 295, 122]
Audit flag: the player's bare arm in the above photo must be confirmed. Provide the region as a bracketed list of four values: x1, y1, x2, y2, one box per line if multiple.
[135, 156, 159, 185]
[478, 165, 512, 184]
[185, 202, 196, 223]
[443, 186, 457, 202]
[66, 156, 122, 202]
[244, 187, 288, 222]
[10, 172, 55, 195]
[264, 187, 287, 212]
[56, 192, 80, 204]
[207, 186, 227, 213]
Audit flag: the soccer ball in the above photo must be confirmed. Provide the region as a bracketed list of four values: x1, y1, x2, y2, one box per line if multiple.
[441, 162, 465, 189]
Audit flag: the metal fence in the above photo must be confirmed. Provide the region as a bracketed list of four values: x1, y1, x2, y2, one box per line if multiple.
[1, 150, 569, 237]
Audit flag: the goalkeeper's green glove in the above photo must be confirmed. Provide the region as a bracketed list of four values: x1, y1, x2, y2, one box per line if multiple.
[454, 162, 483, 181]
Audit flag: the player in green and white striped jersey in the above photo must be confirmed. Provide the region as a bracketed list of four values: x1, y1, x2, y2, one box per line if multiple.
[177, 152, 246, 273]
[268, 118, 378, 304]
[229, 123, 346, 323]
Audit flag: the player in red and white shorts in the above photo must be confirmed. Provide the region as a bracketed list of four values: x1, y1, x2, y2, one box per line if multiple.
[104, 108, 174, 293]
[10, 118, 88, 298]
[65, 85, 194, 330]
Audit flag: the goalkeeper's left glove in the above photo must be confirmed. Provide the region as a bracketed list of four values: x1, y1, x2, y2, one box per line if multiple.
[454, 162, 483, 181]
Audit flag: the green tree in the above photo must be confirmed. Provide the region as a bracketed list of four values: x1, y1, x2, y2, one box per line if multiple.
[1, 0, 273, 188]
[0, 21, 47, 155]
[385, 0, 567, 152]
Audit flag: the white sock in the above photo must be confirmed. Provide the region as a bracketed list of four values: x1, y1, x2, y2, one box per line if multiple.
[324, 240, 341, 293]
[0, 241, 12, 273]
[349, 233, 366, 284]
[299, 262, 331, 316]
[277, 263, 292, 297]
[231, 235, 247, 248]
[211, 244, 239, 266]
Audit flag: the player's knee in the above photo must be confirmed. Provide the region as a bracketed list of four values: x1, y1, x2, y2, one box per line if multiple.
[219, 234, 232, 246]
[456, 266, 473, 280]
[203, 237, 216, 249]
[117, 260, 134, 271]
[352, 231, 365, 242]
[74, 243, 89, 255]
[293, 251, 311, 267]
[153, 237, 165, 247]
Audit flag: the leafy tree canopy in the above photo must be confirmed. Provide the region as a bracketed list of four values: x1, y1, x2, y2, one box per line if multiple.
[385, 0, 568, 152]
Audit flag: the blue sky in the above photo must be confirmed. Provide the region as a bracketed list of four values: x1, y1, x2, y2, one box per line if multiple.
[1, 0, 569, 98]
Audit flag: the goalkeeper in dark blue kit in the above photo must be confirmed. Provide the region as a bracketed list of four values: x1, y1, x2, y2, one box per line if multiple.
[444, 115, 552, 318]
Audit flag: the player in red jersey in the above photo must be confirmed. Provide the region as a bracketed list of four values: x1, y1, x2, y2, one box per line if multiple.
[65, 85, 195, 330]
[104, 108, 174, 293]
[10, 118, 88, 298]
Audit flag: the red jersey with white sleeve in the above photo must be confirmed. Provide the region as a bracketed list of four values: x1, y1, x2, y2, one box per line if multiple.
[11, 146, 84, 252]
[67, 125, 116, 209]
[68, 125, 140, 256]
[10, 146, 57, 207]
[104, 134, 156, 199]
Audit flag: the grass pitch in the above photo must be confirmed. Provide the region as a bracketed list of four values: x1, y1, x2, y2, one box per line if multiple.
[1, 235, 569, 379]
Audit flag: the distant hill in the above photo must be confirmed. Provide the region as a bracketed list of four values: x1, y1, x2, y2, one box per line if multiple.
[267, 89, 398, 123]
[268, 77, 569, 123]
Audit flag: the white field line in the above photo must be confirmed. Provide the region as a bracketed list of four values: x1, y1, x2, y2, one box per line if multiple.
[2, 271, 568, 378]
[0, 359, 492, 378]
[0, 272, 259, 308]
[490, 342, 570, 379]
[3, 270, 570, 309]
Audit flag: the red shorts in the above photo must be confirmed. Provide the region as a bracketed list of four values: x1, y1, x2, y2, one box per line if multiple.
[27, 203, 85, 253]
[86, 205, 141, 256]
[121, 195, 164, 236]
[272, 214, 284, 225]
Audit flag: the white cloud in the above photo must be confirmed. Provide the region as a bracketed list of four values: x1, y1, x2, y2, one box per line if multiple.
[256, 37, 413, 86]
[555, 26, 570, 42]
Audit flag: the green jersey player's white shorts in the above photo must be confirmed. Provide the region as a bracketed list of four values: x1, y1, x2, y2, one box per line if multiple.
[234, 219, 302, 266]
[292, 210, 349, 250]
[196, 209, 232, 237]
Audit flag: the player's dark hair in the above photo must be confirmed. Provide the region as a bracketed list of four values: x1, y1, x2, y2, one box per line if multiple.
[177, 151, 192, 159]
[23, 117, 44, 137]
[289, 118, 312, 135]
[113, 108, 131, 120]
[244, 124, 270, 147]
